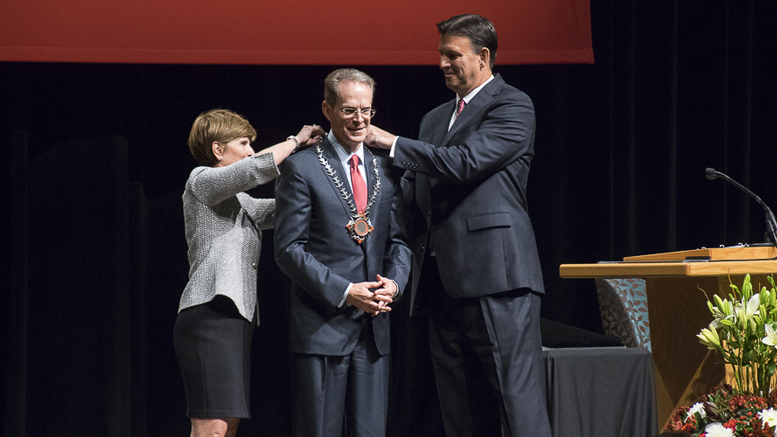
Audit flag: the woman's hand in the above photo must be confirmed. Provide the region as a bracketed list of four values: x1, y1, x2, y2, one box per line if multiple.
[260, 124, 328, 165]
[295, 124, 327, 147]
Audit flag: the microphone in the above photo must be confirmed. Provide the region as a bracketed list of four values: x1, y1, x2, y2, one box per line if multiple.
[706, 167, 777, 246]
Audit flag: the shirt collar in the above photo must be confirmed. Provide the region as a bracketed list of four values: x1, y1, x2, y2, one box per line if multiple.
[328, 130, 364, 165]
[457, 74, 495, 107]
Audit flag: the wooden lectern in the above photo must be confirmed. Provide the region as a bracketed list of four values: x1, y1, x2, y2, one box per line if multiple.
[560, 246, 777, 428]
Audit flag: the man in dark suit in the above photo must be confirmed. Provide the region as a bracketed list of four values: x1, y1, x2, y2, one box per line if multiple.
[274, 68, 411, 437]
[366, 14, 552, 437]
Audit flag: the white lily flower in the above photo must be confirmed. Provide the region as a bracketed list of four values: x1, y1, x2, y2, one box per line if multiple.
[764, 324, 777, 347]
[735, 295, 760, 330]
[697, 325, 721, 349]
[746, 294, 760, 316]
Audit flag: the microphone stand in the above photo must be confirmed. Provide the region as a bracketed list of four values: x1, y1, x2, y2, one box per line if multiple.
[706, 168, 777, 247]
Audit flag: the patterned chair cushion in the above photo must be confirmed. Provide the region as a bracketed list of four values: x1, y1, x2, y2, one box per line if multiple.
[595, 277, 651, 351]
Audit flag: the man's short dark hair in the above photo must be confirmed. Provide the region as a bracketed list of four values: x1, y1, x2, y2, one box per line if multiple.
[436, 14, 498, 69]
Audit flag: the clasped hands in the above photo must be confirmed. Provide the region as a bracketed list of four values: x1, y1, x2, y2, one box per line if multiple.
[345, 275, 397, 316]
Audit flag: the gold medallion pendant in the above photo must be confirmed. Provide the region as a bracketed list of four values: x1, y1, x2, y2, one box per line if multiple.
[346, 213, 374, 244]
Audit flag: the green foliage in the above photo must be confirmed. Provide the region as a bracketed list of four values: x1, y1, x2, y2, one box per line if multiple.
[697, 275, 777, 396]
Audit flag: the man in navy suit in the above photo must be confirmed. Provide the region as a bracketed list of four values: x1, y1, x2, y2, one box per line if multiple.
[366, 14, 552, 437]
[274, 68, 411, 437]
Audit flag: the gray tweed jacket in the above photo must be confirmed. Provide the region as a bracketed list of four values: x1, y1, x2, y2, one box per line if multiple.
[179, 152, 279, 322]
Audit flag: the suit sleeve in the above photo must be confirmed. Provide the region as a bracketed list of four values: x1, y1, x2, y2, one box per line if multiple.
[188, 152, 280, 206]
[381, 171, 412, 299]
[241, 197, 275, 230]
[395, 89, 535, 185]
[273, 157, 351, 311]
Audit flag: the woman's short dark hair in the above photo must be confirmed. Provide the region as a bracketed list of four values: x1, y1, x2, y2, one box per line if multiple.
[187, 109, 256, 167]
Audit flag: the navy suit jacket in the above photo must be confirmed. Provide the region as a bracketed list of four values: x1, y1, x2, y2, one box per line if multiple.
[394, 74, 544, 312]
[274, 139, 411, 357]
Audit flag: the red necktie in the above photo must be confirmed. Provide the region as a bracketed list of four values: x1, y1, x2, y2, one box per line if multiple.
[349, 154, 367, 214]
[455, 98, 466, 119]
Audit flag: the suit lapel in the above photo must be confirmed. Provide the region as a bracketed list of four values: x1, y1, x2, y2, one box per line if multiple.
[439, 74, 504, 147]
[363, 147, 376, 200]
[362, 150, 377, 252]
[432, 100, 456, 147]
[318, 140, 354, 219]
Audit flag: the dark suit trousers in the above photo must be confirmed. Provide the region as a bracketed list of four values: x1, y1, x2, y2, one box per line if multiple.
[424, 258, 552, 437]
[292, 317, 390, 437]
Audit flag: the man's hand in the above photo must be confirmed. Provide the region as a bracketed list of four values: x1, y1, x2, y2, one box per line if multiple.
[365, 125, 396, 150]
[345, 280, 386, 316]
[374, 275, 397, 314]
[345, 275, 398, 316]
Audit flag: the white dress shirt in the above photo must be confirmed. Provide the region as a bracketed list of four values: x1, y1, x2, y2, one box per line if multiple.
[328, 131, 367, 309]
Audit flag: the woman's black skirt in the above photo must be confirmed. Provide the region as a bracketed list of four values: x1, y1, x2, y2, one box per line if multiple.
[173, 296, 255, 419]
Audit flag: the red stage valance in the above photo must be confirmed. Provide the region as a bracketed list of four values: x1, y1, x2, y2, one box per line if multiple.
[0, 0, 593, 65]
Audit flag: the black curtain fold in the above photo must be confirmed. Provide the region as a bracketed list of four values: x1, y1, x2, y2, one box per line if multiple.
[2, 129, 29, 437]
[3, 1, 777, 436]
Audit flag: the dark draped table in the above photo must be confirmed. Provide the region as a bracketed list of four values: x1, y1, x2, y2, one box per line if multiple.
[388, 316, 657, 437]
[543, 346, 658, 437]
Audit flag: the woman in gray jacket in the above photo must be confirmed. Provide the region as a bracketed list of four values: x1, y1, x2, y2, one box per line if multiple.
[174, 109, 324, 437]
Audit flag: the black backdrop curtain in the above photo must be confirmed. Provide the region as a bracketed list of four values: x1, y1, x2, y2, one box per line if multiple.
[2, 1, 776, 436]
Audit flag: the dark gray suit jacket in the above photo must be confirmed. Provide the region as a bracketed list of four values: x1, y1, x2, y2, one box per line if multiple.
[274, 139, 411, 357]
[394, 74, 544, 312]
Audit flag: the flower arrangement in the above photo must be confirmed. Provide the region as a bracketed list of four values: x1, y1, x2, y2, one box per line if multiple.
[664, 274, 777, 436]
[696, 274, 777, 396]
[664, 384, 777, 436]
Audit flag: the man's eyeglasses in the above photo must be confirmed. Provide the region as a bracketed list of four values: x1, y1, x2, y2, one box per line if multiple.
[339, 107, 376, 118]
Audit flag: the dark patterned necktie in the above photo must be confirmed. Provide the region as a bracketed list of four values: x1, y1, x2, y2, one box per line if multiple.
[455, 98, 466, 119]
